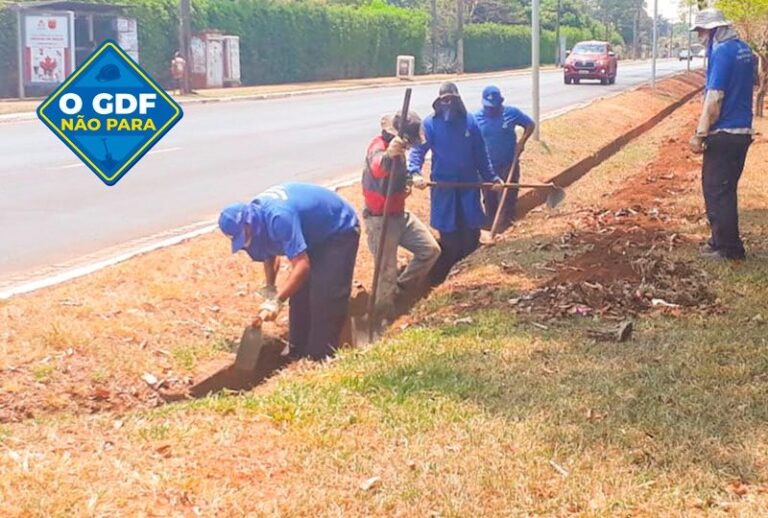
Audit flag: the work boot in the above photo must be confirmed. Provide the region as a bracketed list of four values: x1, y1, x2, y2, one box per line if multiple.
[700, 248, 727, 261]
[700, 248, 745, 261]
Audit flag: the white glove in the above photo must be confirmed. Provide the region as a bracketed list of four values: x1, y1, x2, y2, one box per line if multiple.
[411, 173, 427, 190]
[258, 298, 283, 321]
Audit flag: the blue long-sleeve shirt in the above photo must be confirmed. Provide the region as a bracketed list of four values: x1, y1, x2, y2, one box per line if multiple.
[408, 112, 498, 232]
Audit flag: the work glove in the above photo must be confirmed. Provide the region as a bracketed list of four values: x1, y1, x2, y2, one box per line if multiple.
[491, 177, 505, 192]
[411, 173, 427, 190]
[387, 136, 407, 158]
[689, 134, 707, 154]
[258, 297, 283, 322]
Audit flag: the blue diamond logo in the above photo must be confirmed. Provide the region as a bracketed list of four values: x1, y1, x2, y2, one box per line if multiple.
[38, 40, 183, 186]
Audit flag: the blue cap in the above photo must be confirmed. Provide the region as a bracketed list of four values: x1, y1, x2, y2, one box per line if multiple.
[482, 86, 504, 108]
[218, 202, 249, 253]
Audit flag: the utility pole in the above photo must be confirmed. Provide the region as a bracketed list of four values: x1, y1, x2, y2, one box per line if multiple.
[456, 0, 464, 73]
[687, 2, 692, 72]
[555, 0, 561, 66]
[532, 0, 540, 141]
[16, 7, 24, 98]
[431, 0, 438, 72]
[179, 0, 192, 94]
[652, 0, 658, 89]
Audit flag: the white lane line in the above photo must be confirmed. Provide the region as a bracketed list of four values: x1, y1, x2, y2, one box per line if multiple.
[48, 146, 184, 170]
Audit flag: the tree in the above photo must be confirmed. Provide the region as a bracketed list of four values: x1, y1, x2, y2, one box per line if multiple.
[718, 0, 768, 117]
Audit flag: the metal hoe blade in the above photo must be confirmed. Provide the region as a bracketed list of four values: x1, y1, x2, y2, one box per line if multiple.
[545, 186, 566, 209]
[234, 324, 264, 372]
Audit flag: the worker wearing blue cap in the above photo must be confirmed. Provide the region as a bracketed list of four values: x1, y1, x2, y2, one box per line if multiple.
[475, 85, 535, 230]
[219, 183, 360, 360]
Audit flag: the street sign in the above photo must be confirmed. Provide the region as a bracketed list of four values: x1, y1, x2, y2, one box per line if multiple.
[37, 40, 183, 186]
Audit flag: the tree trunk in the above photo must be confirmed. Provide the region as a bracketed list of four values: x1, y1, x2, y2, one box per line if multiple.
[632, 8, 639, 59]
[757, 52, 767, 118]
[431, 0, 438, 73]
[456, 0, 464, 73]
[179, 0, 192, 94]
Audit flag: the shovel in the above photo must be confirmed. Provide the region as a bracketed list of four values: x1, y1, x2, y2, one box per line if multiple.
[234, 310, 276, 372]
[426, 181, 566, 209]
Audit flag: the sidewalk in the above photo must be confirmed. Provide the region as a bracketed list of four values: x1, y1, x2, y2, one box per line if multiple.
[0, 66, 561, 118]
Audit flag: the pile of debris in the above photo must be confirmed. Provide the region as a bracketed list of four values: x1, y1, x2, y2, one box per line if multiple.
[511, 254, 717, 319]
[506, 205, 720, 319]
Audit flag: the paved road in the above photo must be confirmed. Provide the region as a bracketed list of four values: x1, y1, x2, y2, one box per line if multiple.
[0, 59, 695, 281]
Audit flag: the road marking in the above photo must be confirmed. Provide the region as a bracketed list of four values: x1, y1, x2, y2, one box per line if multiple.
[49, 147, 184, 170]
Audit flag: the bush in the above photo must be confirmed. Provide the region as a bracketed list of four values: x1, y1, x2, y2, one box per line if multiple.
[0, 8, 18, 97]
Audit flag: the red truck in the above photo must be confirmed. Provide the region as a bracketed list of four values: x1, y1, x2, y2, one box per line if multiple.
[564, 41, 618, 86]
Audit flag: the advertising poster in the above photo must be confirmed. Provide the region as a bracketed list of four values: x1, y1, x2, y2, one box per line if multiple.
[23, 13, 74, 86]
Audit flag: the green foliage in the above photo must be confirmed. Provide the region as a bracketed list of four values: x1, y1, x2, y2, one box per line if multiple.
[718, 0, 768, 51]
[464, 22, 615, 72]
[193, 0, 427, 84]
[0, 7, 18, 97]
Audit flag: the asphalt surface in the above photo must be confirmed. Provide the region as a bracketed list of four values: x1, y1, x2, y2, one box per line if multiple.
[0, 59, 695, 281]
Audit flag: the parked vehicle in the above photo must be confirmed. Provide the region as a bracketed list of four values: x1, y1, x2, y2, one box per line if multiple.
[564, 41, 618, 85]
[697, 48, 707, 58]
[679, 49, 693, 61]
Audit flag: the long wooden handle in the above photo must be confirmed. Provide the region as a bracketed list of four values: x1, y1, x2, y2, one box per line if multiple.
[367, 88, 412, 341]
[489, 151, 521, 238]
[427, 181, 556, 189]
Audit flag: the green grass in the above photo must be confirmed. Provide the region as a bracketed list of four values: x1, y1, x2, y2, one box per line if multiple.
[31, 364, 55, 383]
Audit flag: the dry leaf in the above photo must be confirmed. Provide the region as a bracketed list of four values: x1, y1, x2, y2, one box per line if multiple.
[141, 373, 158, 386]
[360, 476, 381, 491]
[549, 460, 569, 477]
[155, 444, 172, 458]
[728, 480, 749, 497]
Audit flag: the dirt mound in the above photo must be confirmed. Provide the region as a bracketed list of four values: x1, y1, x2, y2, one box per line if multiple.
[510, 208, 717, 320]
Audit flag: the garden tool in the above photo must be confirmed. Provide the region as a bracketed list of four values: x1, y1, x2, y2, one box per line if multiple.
[426, 181, 566, 210]
[234, 309, 278, 372]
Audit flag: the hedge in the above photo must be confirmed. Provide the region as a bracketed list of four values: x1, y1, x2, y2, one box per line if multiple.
[192, 0, 427, 85]
[0, 7, 18, 98]
[464, 23, 624, 73]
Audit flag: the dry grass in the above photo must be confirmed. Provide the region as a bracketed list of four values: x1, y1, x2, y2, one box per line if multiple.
[3, 73, 757, 516]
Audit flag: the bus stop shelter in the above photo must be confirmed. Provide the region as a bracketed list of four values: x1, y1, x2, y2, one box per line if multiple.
[13, 1, 136, 98]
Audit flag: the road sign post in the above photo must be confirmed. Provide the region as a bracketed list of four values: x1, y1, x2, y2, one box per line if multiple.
[532, 0, 541, 141]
